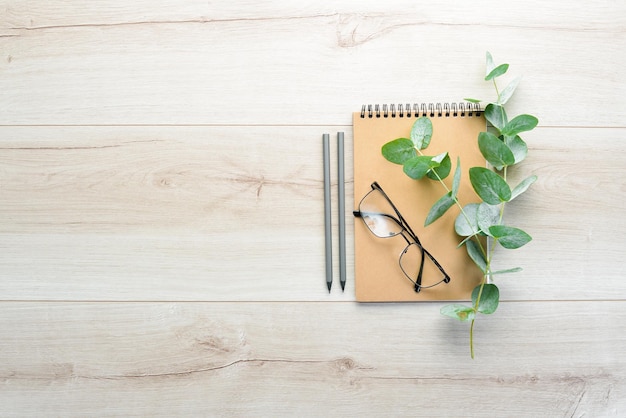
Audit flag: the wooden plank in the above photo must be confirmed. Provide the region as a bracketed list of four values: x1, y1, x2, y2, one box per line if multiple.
[3, 0, 624, 29]
[0, 125, 342, 300]
[0, 301, 623, 416]
[1, 2, 625, 126]
[495, 127, 626, 301]
[0, 126, 624, 301]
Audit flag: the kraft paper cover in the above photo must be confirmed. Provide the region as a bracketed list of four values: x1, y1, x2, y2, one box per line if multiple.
[353, 112, 486, 302]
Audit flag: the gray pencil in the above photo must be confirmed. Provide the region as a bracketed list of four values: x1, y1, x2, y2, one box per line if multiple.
[323, 134, 332, 292]
[337, 132, 346, 291]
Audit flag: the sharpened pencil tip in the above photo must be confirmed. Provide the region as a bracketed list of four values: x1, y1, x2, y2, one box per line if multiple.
[327, 281, 332, 292]
[340, 281, 346, 292]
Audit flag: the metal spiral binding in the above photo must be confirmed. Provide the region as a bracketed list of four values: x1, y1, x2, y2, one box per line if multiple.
[360, 102, 481, 118]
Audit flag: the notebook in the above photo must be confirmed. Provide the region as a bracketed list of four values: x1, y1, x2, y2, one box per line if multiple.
[353, 103, 486, 302]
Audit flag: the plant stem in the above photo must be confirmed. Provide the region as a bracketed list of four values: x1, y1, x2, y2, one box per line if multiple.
[469, 270, 488, 359]
[470, 309, 477, 358]
[470, 168, 507, 358]
[493, 79, 501, 100]
[469, 79, 509, 358]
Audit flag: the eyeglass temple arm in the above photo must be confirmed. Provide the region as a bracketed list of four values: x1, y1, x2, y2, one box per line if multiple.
[422, 246, 452, 281]
[413, 245, 426, 292]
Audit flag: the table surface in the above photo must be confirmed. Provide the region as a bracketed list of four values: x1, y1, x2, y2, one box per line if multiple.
[1, 1, 625, 416]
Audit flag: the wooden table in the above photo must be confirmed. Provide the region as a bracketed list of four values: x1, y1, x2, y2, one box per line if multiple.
[1, 1, 624, 416]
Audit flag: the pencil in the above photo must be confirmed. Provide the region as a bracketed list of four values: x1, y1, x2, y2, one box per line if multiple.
[323, 134, 332, 292]
[337, 132, 346, 291]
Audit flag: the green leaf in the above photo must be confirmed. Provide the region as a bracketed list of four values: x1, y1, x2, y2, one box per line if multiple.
[490, 267, 523, 275]
[485, 51, 496, 75]
[425, 192, 455, 226]
[410, 117, 433, 149]
[427, 152, 451, 180]
[498, 76, 521, 105]
[472, 284, 499, 314]
[403, 155, 438, 180]
[441, 304, 476, 322]
[489, 225, 532, 249]
[464, 98, 482, 104]
[451, 157, 461, 198]
[469, 167, 512, 204]
[485, 63, 509, 81]
[455, 203, 480, 236]
[511, 175, 537, 200]
[478, 131, 515, 169]
[476, 202, 500, 236]
[484, 104, 508, 131]
[501, 114, 538, 137]
[381, 138, 416, 164]
[504, 135, 528, 164]
[466, 239, 487, 272]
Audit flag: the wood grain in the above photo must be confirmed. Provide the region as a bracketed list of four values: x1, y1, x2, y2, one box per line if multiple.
[0, 301, 623, 417]
[1, 1, 625, 126]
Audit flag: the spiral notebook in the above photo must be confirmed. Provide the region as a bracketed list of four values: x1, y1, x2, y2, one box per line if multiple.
[353, 103, 486, 302]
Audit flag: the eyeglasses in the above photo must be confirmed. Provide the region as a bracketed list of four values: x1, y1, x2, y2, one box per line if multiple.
[353, 181, 451, 293]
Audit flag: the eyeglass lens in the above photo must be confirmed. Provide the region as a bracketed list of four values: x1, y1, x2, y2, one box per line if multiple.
[358, 188, 404, 238]
[399, 242, 448, 290]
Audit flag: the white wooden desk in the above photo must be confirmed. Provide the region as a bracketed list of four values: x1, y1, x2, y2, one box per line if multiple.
[1, 1, 624, 416]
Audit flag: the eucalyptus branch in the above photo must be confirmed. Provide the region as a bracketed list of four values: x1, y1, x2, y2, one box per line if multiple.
[380, 52, 538, 358]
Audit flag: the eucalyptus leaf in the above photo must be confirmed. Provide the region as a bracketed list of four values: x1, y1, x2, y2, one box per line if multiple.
[498, 76, 522, 105]
[472, 284, 499, 314]
[454, 203, 480, 236]
[485, 63, 509, 81]
[425, 192, 455, 226]
[381, 138, 416, 164]
[511, 175, 538, 200]
[489, 225, 532, 249]
[464, 98, 482, 104]
[466, 239, 487, 273]
[501, 114, 538, 137]
[440, 304, 476, 322]
[484, 104, 508, 131]
[504, 135, 528, 164]
[476, 202, 501, 236]
[451, 157, 461, 198]
[427, 152, 451, 180]
[478, 131, 515, 169]
[403, 155, 438, 180]
[485, 51, 496, 75]
[410, 117, 433, 149]
[469, 167, 512, 204]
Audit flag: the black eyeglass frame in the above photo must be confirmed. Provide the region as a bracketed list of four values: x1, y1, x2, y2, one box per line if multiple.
[353, 181, 451, 293]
